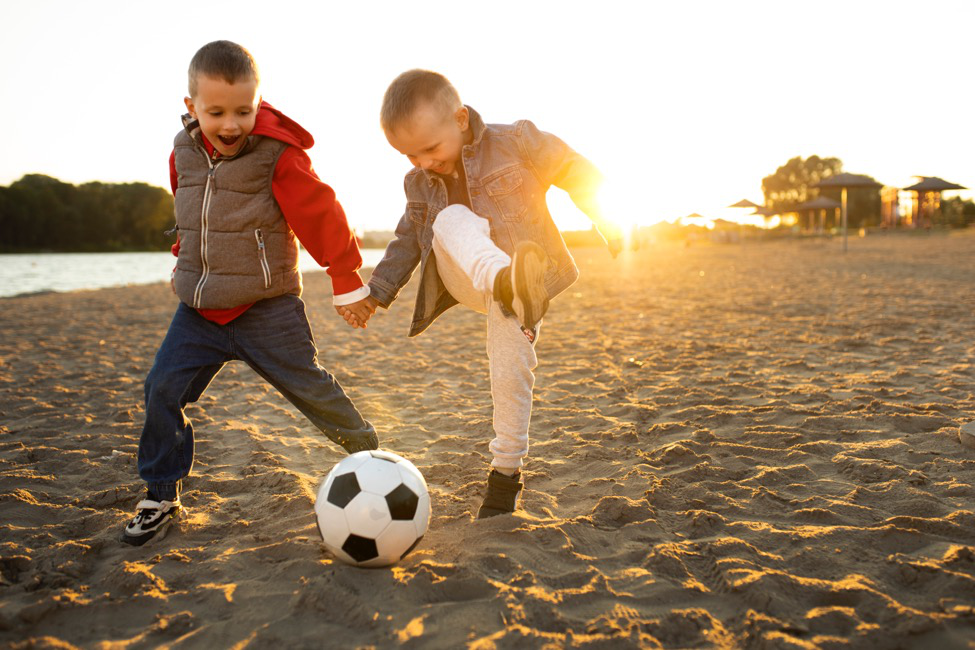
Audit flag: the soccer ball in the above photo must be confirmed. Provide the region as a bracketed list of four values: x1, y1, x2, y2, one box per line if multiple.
[315, 449, 430, 567]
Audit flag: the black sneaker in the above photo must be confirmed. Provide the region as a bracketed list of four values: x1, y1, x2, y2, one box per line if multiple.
[334, 430, 380, 454]
[494, 241, 550, 331]
[119, 497, 182, 546]
[476, 469, 524, 519]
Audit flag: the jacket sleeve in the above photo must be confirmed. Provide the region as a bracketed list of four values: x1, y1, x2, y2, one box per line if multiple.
[516, 120, 621, 242]
[272, 147, 365, 296]
[366, 185, 422, 309]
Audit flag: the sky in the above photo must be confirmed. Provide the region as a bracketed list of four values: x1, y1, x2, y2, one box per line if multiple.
[1, 0, 973, 232]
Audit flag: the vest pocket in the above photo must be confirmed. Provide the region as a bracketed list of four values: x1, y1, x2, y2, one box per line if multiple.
[255, 229, 272, 289]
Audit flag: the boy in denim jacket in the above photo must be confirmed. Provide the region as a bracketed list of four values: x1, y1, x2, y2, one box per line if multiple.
[341, 70, 620, 518]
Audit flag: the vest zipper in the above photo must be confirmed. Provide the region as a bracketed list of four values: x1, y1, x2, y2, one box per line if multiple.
[192, 159, 223, 308]
[255, 228, 271, 289]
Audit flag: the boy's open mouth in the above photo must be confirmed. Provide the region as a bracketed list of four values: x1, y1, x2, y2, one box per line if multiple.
[218, 135, 241, 147]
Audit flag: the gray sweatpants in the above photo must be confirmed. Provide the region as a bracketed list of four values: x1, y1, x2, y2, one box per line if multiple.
[432, 205, 540, 471]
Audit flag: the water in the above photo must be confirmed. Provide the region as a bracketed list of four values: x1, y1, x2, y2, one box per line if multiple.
[0, 249, 388, 298]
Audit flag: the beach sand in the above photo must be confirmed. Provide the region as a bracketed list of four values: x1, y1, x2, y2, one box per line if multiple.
[2, 231, 975, 649]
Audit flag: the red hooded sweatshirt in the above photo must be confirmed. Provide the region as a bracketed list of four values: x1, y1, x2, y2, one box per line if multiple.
[170, 101, 364, 324]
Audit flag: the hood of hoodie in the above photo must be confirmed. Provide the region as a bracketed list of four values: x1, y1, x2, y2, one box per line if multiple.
[181, 101, 314, 156]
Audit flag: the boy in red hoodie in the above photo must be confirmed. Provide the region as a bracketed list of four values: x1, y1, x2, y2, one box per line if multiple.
[120, 40, 379, 546]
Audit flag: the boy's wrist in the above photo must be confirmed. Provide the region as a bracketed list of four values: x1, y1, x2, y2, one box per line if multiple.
[333, 285, 370, 307]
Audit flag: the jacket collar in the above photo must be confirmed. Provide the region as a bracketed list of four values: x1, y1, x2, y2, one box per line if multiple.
[466, 105, 486, 146]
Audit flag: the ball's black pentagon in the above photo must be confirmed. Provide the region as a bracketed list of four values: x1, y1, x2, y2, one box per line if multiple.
[342, 534, 379, 563]
[327, 472, 361, 508]
[369, 449, 400, 463]
[400, 535, 423, 561]
[385, 483, 419, 520]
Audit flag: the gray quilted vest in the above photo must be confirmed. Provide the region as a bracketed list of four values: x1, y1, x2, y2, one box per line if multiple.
[171, 128, 301, 309]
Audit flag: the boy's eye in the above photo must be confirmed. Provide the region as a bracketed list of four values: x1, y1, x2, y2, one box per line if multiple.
[209, 111, 223, 117]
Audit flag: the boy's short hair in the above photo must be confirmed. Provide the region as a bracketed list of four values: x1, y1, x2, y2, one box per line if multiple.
[380, 69, 462, 133]
[188, 40, 260, 97]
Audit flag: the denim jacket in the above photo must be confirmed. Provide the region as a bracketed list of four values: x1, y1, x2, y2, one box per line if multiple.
[368, 106, 606, 337]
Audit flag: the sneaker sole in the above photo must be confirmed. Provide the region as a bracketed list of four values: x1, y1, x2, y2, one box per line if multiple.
[510, 241, 549, 331]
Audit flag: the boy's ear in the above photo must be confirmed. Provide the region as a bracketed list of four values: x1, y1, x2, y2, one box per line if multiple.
[184, 96, 196, 118]
[454, 106, 470, 131]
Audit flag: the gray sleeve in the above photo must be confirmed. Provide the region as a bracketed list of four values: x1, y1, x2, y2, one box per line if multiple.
[367, 204, 421, 309]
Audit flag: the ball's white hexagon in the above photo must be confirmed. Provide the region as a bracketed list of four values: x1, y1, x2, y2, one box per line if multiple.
[368, 449, 404, 463]
[333, 451, 373, 475]
[341, 491, 392, 539]
[374, 520, 423, 564]
[395, 464, 427, 498]
[395, 457, 427, 488]
[314, 500, 351, 551]
[414, 491, 431, 537]
[354, 457, 405, 497]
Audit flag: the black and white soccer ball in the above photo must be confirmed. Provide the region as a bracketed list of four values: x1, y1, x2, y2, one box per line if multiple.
[315, 449, 430, 567]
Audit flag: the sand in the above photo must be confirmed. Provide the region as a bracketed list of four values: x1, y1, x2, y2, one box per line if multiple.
[2, 231, 975, 649]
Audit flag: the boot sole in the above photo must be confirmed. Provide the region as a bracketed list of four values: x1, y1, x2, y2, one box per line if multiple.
[510, 241, 549, 331]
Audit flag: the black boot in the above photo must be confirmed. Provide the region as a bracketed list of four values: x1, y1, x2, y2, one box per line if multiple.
[477, 469, 523, 518]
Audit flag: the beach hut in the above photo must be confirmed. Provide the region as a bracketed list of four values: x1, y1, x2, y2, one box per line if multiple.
[902, 176, 968, 228]
[813, 173, 883, 252]
[797, 196, 841, 234]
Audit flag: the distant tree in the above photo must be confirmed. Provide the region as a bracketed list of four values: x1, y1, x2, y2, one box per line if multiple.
[762, 156, 881, 229]
[762, 155, 843, 215]
[940, 196, 975, 228]
[0, 175, 174, 252]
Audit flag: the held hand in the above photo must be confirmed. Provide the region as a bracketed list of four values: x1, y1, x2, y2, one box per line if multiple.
[608, 238, 624, 259]
[334, 305, 360, 328]
[339, 297, 378, 329]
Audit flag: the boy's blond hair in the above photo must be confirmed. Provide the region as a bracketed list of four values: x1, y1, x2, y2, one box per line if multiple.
[380, 69, 462, 133]
[188, 40, 260, 97]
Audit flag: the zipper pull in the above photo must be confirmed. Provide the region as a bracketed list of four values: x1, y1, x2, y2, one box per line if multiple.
[208, 165, 217, 193]
[164, 224, 179, 236]
[255, 229, 265, 249]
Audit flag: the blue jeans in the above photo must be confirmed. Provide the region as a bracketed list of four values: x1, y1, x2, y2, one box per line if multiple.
[138, 294, 376, 500]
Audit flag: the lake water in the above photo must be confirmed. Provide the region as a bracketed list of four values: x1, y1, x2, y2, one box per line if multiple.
[0, 249, 388, 298]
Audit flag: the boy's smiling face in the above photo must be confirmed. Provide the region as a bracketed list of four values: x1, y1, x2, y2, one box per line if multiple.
[185, 74, 260, 157]
[385, 102, 470, 176]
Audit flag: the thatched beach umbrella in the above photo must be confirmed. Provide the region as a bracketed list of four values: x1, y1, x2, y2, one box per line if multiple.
[903, 176, 968, 228]
[797, 196, 841, 233]
[728, 199, 762, 209]
[814, 173, 883, 252]
[750, 206, 780, 228]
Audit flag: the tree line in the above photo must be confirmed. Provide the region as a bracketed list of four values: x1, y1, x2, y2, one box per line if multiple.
[0, 174, 175, 252]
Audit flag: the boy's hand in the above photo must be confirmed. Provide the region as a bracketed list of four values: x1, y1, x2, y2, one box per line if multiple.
[335, 297, 378, 329]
